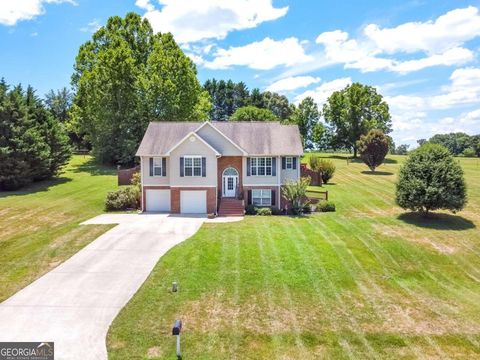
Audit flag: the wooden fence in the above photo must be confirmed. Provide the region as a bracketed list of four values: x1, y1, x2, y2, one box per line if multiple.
[118, 166, 140, 186]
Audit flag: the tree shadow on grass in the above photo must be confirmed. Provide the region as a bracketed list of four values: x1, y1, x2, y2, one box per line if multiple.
[71, 158, 117, 176]
[398, 212, 475, 230]
[0, 177, 72, 198]
[361, 171, 394, 176]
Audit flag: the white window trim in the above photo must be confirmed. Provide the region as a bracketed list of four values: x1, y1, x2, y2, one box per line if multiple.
[250, 157, 273, 176]
[184, 155, 203, 177]
[285, 156, 293, 170]
[252, 189, 272, 206]
[152, 157, 163, 177]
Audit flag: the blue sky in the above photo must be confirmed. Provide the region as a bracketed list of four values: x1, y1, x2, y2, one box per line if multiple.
[1, 0, 480, 146]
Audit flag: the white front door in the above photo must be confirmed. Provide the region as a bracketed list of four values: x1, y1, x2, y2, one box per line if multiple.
[223, 175, 238, 197]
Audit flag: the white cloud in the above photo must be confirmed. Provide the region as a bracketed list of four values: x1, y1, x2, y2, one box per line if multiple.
[80, 19, 101, 33]
[266, 76, 321, 93]
[136, 0, 288, 43]
[0, 0, 76, 26]
[294, 77, 352, 106]
[204, 37, 312, 70]
[430, 67, 480, 108]
[364, 6, 480, 54]
[392, 47, 474, 73]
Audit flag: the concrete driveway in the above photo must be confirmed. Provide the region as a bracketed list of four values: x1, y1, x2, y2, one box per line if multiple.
[0, 213, 206, 360]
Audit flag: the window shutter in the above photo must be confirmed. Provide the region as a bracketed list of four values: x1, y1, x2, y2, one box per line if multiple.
[272, 157, 276, 176]
[149, 158, 153, 176]
[202, 157, 206, 177]
[271, 189, 276, 206]
[247, 190, 252, 205]
[180, 157, 184, 177]
[293, 157, 297, 170]
[246, 158, 251, 176]
[282, 157, 286, 170]
[162, 158, 166, 176]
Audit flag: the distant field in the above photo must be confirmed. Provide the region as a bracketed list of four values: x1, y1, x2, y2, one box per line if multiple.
[108, 154, 480, 359]
[0, 155, 116, 301]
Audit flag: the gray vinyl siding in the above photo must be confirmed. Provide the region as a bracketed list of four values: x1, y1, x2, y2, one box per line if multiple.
[196, 124, 243, 156]
[141, 156, 170, 186]
[280, 156, 300, 183]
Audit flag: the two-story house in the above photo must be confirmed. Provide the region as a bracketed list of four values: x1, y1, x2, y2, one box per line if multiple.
[135, 121, 303, 216]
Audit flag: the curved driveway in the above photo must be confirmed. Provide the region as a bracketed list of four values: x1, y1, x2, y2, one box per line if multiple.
[0, 213, 206, 360]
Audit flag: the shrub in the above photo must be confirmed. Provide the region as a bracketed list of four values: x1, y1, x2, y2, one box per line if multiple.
[105, 186, 140, 211]
[317, 201, 336, 212]
[302, 204, 312, 213]
[245, 204, 258, 215]
[318, 159, 335, 184]
[271, 207, 285, 215]
[131, 171, 141, 188]
[462, 147, 476, 157]
[282, 177, 311, 215]
[395, 143, 466, 215]
[257, 207, 272, 216]
[357, 129, 389, 171]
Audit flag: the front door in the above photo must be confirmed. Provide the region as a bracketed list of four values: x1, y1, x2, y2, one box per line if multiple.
[223, 175, 238, 197]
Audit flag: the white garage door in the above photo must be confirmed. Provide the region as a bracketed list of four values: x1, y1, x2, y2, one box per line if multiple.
[180, 190, 207, 214]
[145, 189, 171, 212]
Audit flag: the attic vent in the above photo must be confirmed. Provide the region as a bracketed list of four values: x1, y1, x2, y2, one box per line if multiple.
[189, 136, 196, 142]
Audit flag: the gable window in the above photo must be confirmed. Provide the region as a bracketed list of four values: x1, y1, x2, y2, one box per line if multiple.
[153, 157, 163, 176]
[184, 156, 202, 177]
[252, 189, 271, 206]
[251, 157, 272, 176]
[285, 157, 293, 169]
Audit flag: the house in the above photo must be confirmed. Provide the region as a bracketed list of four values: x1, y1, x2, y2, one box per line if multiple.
[135, 121, 303, 216]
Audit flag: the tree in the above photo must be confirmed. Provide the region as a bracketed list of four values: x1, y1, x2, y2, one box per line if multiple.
[323, 83, 391, 157]
[357, 129, 389, 172]
[72, 13, 209, 165]
[281, 177, 311, 215]
[417, 138, 427, 147]
[229, 106, 277, 121]
[395, 143, 466, 215]
[396, 144, 410, 155]
[309, 155, 335, 184]
[289, 97, 319, 149]
[45, 87, 73, 123]
[0, 80, 71, 190]
[203, 79, 250, 121]
[312, 122, 330, 150]
[429, 132, 474, 156]
[262, 91, 293, 120]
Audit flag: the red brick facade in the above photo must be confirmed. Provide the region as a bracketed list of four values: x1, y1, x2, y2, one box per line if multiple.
[217, 156, 243, 198]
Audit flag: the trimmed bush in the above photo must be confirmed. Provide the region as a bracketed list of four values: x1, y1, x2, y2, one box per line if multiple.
[257, 207, 272, 216]
[318, 159, 335, 184]
[396, 143, 466, 215]
[357, 129, 389, 171]
[271, 207, 285, 215]
[317, 201, 336, 212]
[245, 204, 258, 215]
[105, 187, 140, 211]
[302, 204, 312, 214]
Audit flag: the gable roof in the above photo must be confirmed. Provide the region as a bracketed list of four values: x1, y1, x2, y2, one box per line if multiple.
[136, 121, 303, 156]
[165, 131, 221, 156]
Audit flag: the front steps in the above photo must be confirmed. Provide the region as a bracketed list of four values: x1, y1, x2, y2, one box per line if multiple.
[218, 198, 244, 216]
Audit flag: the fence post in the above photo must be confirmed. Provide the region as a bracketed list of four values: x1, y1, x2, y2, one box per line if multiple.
[326, 191, 328, 201]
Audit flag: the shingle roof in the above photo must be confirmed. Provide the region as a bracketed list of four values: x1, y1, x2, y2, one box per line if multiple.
[135, 121, 303, 156]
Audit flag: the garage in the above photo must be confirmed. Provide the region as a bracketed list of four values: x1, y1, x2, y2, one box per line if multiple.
[145, 189, 171, 212]
[180, 190, 207, 214]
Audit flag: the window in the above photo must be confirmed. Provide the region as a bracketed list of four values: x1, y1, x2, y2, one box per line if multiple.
[251, 157, 272, 176]
[153, 157, 162, 176]
[285, 157, 293, 169]
[184, 156, 202, 177]
[252, 189, 272, 206]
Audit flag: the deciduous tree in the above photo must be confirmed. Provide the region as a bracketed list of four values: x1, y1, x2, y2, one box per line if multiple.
[323, 83, 391, 157]
[357, 129, 389, 172]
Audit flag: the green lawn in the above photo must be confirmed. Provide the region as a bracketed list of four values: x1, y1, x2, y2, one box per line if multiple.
[108, 154, 480, 359]
[0, 155, 117, 301]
